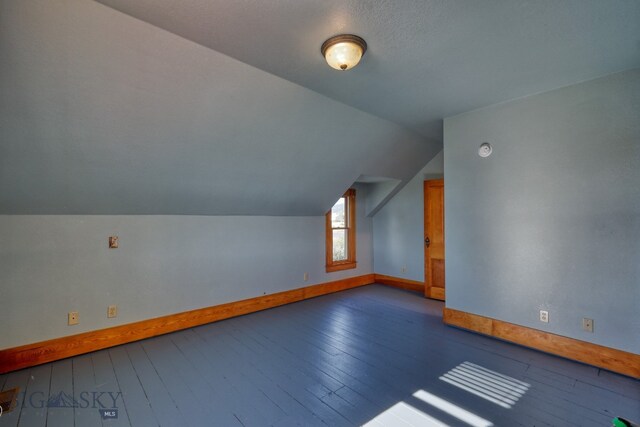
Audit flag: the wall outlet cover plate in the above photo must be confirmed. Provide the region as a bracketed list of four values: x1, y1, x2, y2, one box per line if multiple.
[68, 311, 79, 325]
[539, 310, 549, 323]
[108, 305, 117, 318]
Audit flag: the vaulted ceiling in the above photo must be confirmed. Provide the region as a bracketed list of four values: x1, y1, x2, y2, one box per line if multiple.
[1, 0, 639, 215]
[95, 0, 640, 140]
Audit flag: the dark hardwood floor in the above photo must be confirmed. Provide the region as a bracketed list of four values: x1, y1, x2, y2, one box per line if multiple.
[1, 285, 638, 426]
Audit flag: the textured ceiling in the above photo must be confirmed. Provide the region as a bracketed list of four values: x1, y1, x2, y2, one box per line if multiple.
[95, 0, 640, 140]
[2, 0, 639, 216]
[0, 0, 439, 215]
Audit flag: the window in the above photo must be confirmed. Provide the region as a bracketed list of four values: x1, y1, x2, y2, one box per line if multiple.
[326, 189, 356, 272]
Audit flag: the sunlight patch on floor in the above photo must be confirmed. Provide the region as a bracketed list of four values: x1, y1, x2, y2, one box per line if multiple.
[363, 385, 498, 427]
[362, 401, 449, 427]
[439, 361, 530, 409]
[413, 389, 493, 427]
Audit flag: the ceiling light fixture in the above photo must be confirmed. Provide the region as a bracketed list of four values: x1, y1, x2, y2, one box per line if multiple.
[321, 34, 367, 71]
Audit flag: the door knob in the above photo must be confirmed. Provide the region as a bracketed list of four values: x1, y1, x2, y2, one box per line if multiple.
[425, 237, 430, 247]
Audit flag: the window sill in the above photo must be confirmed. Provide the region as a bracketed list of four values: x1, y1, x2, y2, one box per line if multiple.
[326, 262, 357, 273]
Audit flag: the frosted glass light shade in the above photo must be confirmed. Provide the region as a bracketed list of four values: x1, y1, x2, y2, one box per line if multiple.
[321, 35, 367, 71]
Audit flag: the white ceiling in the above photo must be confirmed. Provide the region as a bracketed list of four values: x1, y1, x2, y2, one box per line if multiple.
[95, 0, 640, 140]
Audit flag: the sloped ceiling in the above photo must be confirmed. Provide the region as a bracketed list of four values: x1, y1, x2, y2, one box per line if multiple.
[2, 0, 639, 215]
[95, 0, 640, 140]
[0, 0, 439, 215]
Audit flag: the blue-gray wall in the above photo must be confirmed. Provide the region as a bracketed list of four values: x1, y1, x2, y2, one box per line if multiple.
[444, 69, 639, 354]
[0, 0, 432, 350]
[373, 151, 444, 281]
[0, 188, 373, 349]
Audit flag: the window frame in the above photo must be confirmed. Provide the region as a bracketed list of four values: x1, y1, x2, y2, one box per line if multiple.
[325, 188, 357, 272]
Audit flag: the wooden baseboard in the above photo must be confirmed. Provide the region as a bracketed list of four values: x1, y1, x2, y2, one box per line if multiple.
[443, 307, 640, 379]
[426, 286, 445, 300]
[374, 274, 425, 293]
[0, 274, 375, 374]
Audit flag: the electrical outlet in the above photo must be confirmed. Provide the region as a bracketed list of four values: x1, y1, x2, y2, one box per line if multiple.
[68, 311, 79, 325]
[108, 305, 117, 318]
[539, 310, 549, 323]
[582, 317, 594, 333]
[303, 272, 309, 282]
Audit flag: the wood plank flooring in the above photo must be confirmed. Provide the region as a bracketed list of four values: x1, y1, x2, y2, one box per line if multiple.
[1, 285, 638, 426]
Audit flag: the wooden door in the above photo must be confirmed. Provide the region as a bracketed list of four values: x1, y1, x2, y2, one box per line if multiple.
[424, 179, 445, 300]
